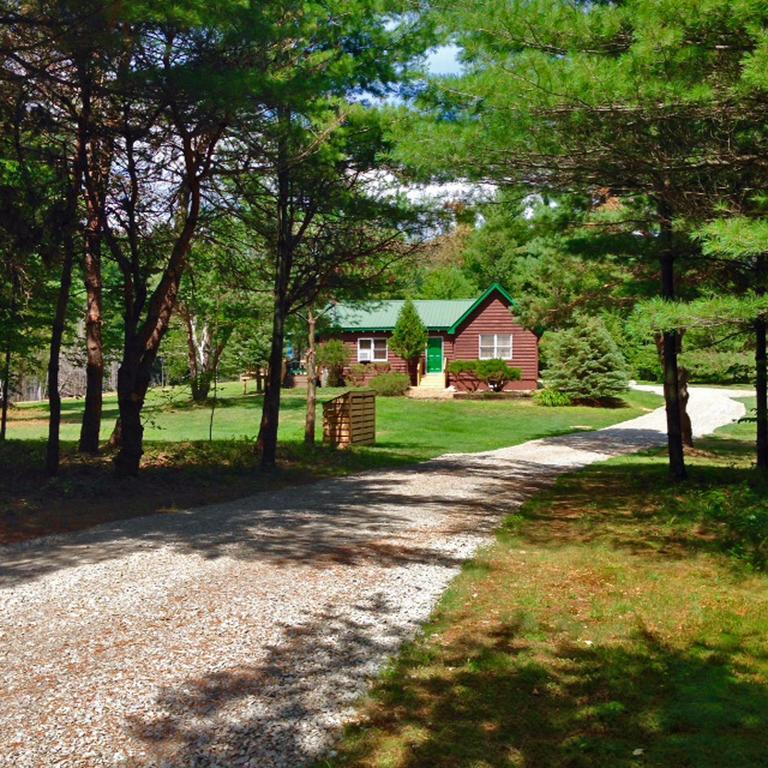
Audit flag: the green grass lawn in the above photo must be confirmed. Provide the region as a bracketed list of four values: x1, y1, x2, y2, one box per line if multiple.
[7, 381, 662, 459]
[318, 432, 768, 768]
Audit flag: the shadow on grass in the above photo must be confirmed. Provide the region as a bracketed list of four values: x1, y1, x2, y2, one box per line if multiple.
[517, 438, 768, 565]
[330, 622, 768, 768]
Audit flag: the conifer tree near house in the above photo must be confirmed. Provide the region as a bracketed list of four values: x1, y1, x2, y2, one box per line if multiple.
[544, 315, 629, 403]
[390, 299, 428, 386]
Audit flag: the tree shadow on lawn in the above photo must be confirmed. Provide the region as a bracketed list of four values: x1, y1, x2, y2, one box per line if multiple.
[517, 437, 766, 563]
[329, 622, 768, 768]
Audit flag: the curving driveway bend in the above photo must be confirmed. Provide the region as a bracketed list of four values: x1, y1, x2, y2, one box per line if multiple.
[0, 387, 748, 768]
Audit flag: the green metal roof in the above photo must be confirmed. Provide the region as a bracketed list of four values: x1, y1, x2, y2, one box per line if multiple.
[330, 299, 475, 331]
[329, 285, 516, 333]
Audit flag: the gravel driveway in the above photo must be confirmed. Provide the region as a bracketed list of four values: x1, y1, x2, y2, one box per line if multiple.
[0, 387, 747, 768]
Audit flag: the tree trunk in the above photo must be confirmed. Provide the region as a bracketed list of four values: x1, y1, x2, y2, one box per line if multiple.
[259, 301, 288, 469]
[658, 209, 686, 480]
[258, 107, 293, 471]
[113, 350, 153, 477]
[1, 276, 15, 441]
[78, 215, 104, 453]
[756, 316, 768, 472]
[678, 366, 693, 448]
[46, 234, 76, 476]
[304, 308, 317, 445]
[1, 344, 10, 441]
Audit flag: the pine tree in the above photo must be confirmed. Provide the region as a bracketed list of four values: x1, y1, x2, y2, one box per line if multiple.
[544, 315, 629, 403]
[390, 299, 428, 385]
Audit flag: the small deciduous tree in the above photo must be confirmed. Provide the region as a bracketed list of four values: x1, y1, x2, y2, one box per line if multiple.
[543, 315, 629, 403]
[389, 299, 428, 385]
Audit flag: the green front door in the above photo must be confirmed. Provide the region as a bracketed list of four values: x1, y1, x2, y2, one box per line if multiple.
[427, 337, 443, 373]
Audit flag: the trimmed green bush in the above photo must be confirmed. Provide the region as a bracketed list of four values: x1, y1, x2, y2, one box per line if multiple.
[447, 360, 477, 375]
[535, 388, 573, 407]
[475, 359, 522, 392]
[543, 315, 629, 403]
[369, 372, 411, 396]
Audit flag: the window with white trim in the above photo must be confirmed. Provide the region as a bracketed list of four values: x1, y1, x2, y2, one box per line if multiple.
[478, 334, 513, 360]
[357, 337, 388, 362]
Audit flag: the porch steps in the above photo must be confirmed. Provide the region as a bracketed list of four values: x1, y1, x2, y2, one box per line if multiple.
[418, 372, 447, 388]
[406, 372, 454, 399]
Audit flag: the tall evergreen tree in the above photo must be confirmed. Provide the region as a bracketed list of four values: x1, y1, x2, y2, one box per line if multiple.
[390, 298, 428, 384]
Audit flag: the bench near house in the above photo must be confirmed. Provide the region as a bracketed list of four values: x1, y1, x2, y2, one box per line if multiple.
[328, 284, 539, 392]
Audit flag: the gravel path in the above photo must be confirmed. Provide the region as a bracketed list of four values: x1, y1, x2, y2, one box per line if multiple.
[0, 387, 747, 768]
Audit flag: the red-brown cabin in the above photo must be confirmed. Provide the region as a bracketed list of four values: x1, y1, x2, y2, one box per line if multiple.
[327, 284, 539, 392]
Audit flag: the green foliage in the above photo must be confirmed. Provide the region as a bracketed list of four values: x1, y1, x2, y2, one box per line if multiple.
[447, 358, 521, 391]
[316, 339, 347, 369]
[535, 389, 573, 407]
[419, 265, 477, 300]
[389, 298, 428, 362]
[475, 359, 522, 392]
[368, 372, 411, 396]
[543, 315, 630, 402]
[681, 350, 754, 385]
[671, 484, 768, 570]
[317, 339, 347, 386]
[447, 360, 477, 375]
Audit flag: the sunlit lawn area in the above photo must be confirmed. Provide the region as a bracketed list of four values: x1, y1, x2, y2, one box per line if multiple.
[6, 380, 663, 456]
[318, 428, 768, 768]
[1, 383, 661, 544]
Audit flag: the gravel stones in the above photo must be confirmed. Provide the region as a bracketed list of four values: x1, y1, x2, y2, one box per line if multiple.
[0, 387, 745, 768]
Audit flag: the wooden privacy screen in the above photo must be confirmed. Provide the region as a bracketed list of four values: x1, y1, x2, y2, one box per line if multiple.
[323, 390, 376, 448]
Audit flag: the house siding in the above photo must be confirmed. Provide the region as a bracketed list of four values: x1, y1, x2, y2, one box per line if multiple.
[452, 295, 538, 391]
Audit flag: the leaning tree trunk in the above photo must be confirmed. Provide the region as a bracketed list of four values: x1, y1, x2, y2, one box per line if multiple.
[304, 308, 317, 446]
[658, 208, 686, 480]
[258, 113, 293, 471]
[46, 234, 76, 476]
[78, 213, 104, 453]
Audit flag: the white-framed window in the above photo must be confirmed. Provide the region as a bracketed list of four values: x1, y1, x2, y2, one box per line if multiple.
[357, 337, 388, 362]
[478, 334, 513, 360]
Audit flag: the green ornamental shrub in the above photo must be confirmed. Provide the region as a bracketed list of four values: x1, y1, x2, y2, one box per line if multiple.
[535, 388, 573, 407]
[316, 339, 347, 386]
[447, 360, 477, 375]
[475, 359, 522, 392]
[543, 315, 629, 402]
[389, 299, 428, 385]
[369, 372, 411, 396]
